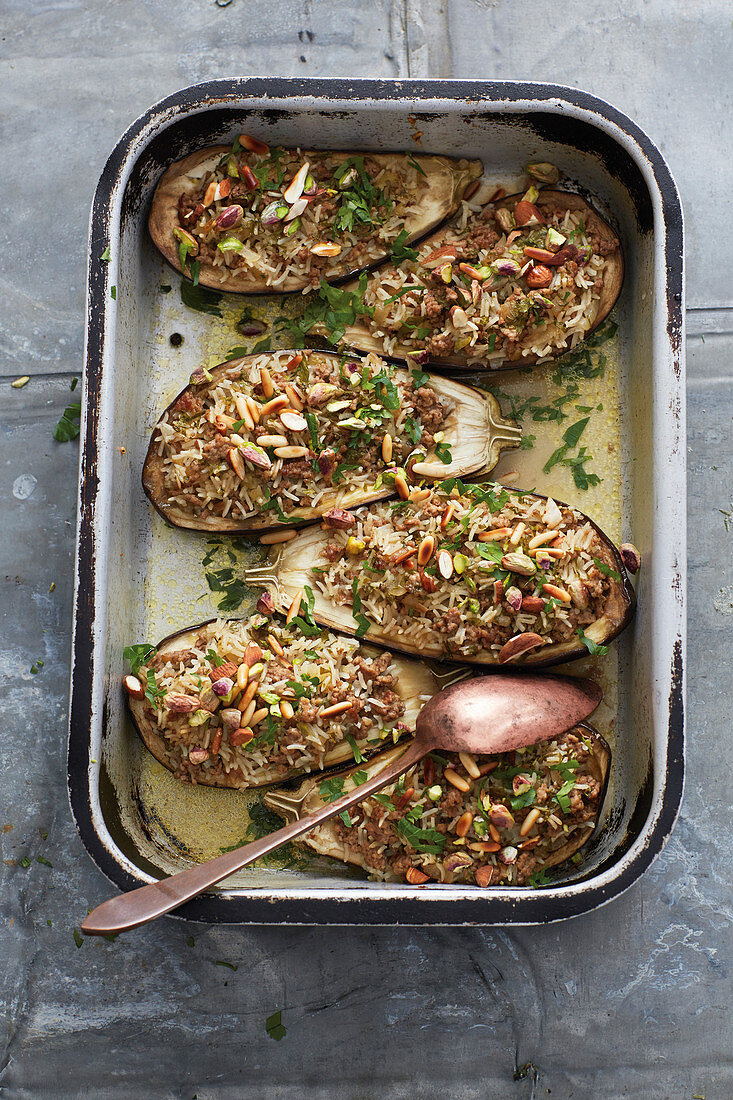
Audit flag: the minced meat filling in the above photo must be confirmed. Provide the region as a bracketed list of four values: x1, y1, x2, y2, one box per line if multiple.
[128, 617, 410, 788]
[174, 139, 427, 287]
[154, 351, 452, 521]
[311, 483, 617, 661]
[326, 729, 605, 886]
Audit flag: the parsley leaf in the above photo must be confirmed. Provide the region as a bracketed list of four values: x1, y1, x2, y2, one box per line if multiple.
[593, 557, 621, 582]
[266, 1011, 287, 1041]
[53, 401, 82, 442]
[319, 776, 345, 803]
[123, 643, 156, 675]
[396, 815, 446, 855]
[351, 577, 371, 639]
[576, 628, 608, 656]
[180, 278, 223, 317]
[346, 735, 364, 763]
[391, 229, 419, 262]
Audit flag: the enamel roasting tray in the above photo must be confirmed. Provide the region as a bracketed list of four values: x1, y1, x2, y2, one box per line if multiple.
[69, 79, 685, 925]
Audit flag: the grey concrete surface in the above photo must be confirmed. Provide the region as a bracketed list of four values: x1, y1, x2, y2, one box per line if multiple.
[1, 1, 731, 1096]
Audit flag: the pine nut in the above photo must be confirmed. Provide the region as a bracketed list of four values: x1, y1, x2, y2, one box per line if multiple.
[240, 699, 256, 727]
[268, 633, 285, 657]
[258, 435, 289, 448]
[310, 241, 342, 257]
[458, 751, 480, 779]
[478, 527, 512, 541]
[261, 394, 289, 417]
[509, 522, 526, 545]
[240, 680, 259, 708]
[318, 700, 352, 719]
[249, 707, 269, 726]
[528, 530, 560, 550]
[274, 445, 310, 459]
[440, 502, 457, 529]
[529, 546, 565, 559]
[382, 433, 393, 462]
[519, 836, 540, 850]
[259, 366, 274, 398]
[455, 811, 473, 837]
[541, 583, 572, 603]
[284, 384, 304, 412]
[488, 823, 501, 843]
[410, 489, 431, 505]
[210, 728, 223, 755]
[260, 529, 297, 544]
[469, 841, 501, 853]
[280, 700, 294, 720]
[392, 546, 416, 565]
[519, 807, 542, 836]
[236, 663, 249, 690]
[233, 393, 254, 430]
[227, 448, 245, 478]
[286, 590, 303, 624]
[417, 535, 435, 566]
[478, 760, 499, 776]
[246, 396, 260, 423]
[444, 768, 471, 793]
[394, 473, 409, 500]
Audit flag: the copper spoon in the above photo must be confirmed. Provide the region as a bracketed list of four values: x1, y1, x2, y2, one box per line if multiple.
[82, 672, 601, 935]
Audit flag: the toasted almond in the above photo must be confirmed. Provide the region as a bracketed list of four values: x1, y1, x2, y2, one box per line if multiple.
[395, 787, 416, 813]
[286, 590, 303, 624]
[478, 527, 512, 542]
[227, 447, 245, 478]
[509, 522, 526, 545]
[392, 546, 416, 566]
[450, 305, 469, 329]
[519, 807, 542, 836]
[215, 413, 236, 432]
[444, 767, 471, 793]
[213, 178, 231, 202]
[280, 410, 307, 432]
[310, 241, 342, 257]
[394, 474, 410, 500]
[123, 674, 144, 699]
[381, 433, 393, 463]
[261, 394, 290, 417]
[230, 727, 253, 747]
[259, 366, 274, 398]
[260, 529, 297, 545]
[541, 583, 572, 603]
[203, 181, 217, 207]
[455, 811, 474, 838]
[318, 700, 352, 719]
[274, 445, 310, 459]
[405, 867, 430, 885]
[284, 384, 304, 412]
[283, 162, 310, 204]
[417, 535, 435, 567]
[521, 595, 545, 613]
[258, 434, 289, 448]
[458, 751, 480, 779]
[208, 660, 237, 681]
[528, 529, 561, 550]
[498, 632, 545, 663]
[437, 549, 453, 579]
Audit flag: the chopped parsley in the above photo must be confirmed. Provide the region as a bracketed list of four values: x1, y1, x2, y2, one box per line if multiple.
[53, 401, 82, 442]
[390, 229, 419, 262]
[576, 628, 608, 657]
[266, 1010, 287, 1041]
[346, 735, 364, 763]
[288, 585, 320, 637]
[180, 278, 223, 317]
[351, 577, 371, 638]
[319, 776, 345, 803]
[593, 557, 621, 581]
[396, 809, 446, 855]
[123, 643, 156, 675]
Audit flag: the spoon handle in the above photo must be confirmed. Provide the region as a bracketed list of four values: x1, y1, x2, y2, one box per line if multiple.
[82, 739, 427, 935]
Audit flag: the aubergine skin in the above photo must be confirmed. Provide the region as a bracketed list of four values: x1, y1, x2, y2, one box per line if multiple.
[142, 350, 516, 533]
[264, 721, 612, 882]
[148, 145, 482, 294]
[328, 190, 624, 371]
[261, 486, 636, 668]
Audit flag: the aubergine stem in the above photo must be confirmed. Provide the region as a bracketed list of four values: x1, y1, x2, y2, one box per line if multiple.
[81, 672, 601, 936]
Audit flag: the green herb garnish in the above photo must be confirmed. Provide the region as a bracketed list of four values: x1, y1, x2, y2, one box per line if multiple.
[180, 278, 223, 317]
[53, 401, 82, 442]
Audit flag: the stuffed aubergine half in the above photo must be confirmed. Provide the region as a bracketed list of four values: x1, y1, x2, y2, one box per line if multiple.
[264, 723, 610, 886]
[123, 614, 439, 789]
[256, 481, 635, 666]
[143, 350, 517, 532]
[312, 190, 622, 370]
[148, 135, 482, 293]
